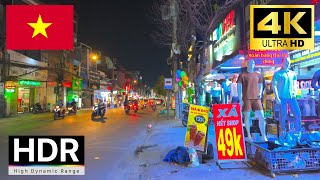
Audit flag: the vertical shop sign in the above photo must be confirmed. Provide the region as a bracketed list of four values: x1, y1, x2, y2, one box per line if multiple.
[212, 104, 246, 161]
[184, 104, 210, 152]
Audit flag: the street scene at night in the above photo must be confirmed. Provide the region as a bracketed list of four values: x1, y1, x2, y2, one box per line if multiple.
[1, 0, 320, 179]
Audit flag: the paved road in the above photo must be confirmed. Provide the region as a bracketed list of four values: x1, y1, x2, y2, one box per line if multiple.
[0, 107, 156, 180]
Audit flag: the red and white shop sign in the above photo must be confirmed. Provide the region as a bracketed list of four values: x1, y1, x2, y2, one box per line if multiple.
[212, 104, 246, 161]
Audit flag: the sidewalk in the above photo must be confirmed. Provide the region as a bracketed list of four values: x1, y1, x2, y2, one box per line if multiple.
[136, 118, 320, 180]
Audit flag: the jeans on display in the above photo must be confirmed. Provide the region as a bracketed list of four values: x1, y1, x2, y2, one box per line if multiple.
[279, 97, 302, 132]
[212, 97, 221, 104]
[231, 97, 239, 103]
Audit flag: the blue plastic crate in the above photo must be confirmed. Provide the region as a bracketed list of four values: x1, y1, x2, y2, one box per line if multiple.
[246, 141, 320, 174]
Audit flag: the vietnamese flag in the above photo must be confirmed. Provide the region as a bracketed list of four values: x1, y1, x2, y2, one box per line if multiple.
[6, 5, 74, 50]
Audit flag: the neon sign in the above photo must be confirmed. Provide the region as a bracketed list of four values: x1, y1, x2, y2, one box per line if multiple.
[5, 85, 15, 93]
[212, 10, 235, 41]
[19, 80, 41, 86]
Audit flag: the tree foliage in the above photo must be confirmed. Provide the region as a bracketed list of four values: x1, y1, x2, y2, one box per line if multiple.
[153, 75, 166, 97]
[151, 0, 241, 104]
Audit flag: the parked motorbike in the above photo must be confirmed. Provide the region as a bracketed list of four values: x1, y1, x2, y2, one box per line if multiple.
[30, 103, 43, 114]
[182, 104, 190, 127]
[152, 104, 156, 112]
[67, 103, 77, 115]
[124, 105, 130, 114]
[141, 104, 147, 109]
[53, 106, 66, 120]
[132, 104, 139, 113]
[91, 104, 106, 119]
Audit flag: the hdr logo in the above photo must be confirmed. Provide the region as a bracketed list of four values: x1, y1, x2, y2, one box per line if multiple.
[8, 136, 85, 175]
[250, 5, 314, 50]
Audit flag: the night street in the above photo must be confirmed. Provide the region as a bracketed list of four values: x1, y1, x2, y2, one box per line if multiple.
[0, 107, 156, 179]
[1, 0, 320, 179]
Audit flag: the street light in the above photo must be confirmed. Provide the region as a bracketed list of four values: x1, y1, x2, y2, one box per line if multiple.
[92, 55, 98, 60]
[134, 80, 137, 84]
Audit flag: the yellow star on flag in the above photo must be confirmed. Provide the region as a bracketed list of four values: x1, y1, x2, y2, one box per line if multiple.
[27, 14, 52, 38]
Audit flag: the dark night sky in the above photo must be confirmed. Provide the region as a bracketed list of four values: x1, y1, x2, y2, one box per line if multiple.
[41, 0, 170, 86]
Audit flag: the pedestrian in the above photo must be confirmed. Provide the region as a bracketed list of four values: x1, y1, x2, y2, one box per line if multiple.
[58, 98, 63, 108]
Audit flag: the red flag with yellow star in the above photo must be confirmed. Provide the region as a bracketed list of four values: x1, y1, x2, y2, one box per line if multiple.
[6, 5, 74, 50]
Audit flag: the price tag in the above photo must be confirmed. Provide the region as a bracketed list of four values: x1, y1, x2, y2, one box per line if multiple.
[212, 104, 246, 161]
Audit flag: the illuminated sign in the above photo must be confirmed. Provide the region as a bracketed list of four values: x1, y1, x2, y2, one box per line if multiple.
[19, 80, 40, 86]
[290, 44, 320, 64]
[5, 85, 16, 93]
[212, 10, 235, 41]
[63, 81, 72, 88]
[297, 80, 312, 89]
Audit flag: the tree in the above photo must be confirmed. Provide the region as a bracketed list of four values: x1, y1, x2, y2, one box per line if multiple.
[153, 75, 166, 97]
[150, 0, 194, 58]
[151, 0, 241, 105]
[182, 0, 242, 104]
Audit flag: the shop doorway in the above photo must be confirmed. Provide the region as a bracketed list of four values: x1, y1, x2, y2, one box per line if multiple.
[17, 88, 35, 113]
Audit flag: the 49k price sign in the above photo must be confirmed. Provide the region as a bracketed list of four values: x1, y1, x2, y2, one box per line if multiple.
[212, 104, 246, 161]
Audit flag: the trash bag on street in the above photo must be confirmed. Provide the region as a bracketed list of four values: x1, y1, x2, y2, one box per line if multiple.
[163, 146, 190, 164]
[188, 148, 199, 167]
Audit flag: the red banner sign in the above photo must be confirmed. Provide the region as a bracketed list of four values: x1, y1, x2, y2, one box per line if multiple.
[212, 104, 246, 161]
[62, 81, 72, 87]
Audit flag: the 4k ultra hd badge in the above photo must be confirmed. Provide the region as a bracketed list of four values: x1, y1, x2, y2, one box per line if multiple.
[250, 5, 314, 50]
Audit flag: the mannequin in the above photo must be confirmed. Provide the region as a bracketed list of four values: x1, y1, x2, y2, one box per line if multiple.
[256, 68, 266, 108]
[237, 60, 267, 142]
[211, 81, 222, 104]
[311, 70, 320, 115]
[273, 58, 301, 136]
[222, 78, 232, 104]
[311, 69, 320, 91]
[230, 74, 239, 103]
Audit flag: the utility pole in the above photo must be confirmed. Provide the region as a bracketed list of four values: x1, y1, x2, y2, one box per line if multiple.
[110, 57, 115, 108]
[170, 0, 180, 121]
[0, 0, 8, 117]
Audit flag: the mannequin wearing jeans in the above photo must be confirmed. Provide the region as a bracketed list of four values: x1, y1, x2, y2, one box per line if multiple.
[273, 58, 301, 136]
[230, 74, 239, 103]
[237, 60, 267, 142]
[211, 81, 222, 104]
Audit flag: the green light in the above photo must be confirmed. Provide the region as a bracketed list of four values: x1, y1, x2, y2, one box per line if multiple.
[19, 80, 41, 86]
[5, 89, 15, 93]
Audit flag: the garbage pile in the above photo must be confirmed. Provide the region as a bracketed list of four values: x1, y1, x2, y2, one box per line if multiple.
[163, 146, 200, 167]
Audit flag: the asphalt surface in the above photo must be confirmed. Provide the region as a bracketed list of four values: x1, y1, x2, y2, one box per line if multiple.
[0, 107, 156, 180]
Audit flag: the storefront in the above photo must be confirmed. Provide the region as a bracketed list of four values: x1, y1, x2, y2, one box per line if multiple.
[5, 80, 46, 114]
[204, 8, 242, 105]
[67, 76, 82, 108]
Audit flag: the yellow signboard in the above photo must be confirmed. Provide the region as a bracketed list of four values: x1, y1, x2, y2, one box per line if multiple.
[184, 104, 210, 152]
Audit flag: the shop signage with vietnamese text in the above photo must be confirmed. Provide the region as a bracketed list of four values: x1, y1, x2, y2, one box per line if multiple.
[184, 104, 210, 152]
[212, 10, 240, 62]
[19, 80, 41, 87]
[290, 43, 320, 64]
[247, 50, 288, 66]
[212, 104, 246, 161]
